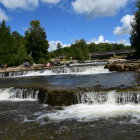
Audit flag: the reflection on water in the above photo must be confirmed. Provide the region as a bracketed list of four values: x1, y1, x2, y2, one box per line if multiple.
[0, 72, 138, 90]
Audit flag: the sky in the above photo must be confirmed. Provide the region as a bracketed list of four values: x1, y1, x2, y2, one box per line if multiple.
[0, 0, 135, 51]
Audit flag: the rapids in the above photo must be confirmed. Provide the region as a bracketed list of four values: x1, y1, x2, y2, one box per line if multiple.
[0, 62, 140, 140]
[0, 63, 110, 77]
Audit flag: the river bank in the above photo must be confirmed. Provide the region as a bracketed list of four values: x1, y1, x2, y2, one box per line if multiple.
[105, 58, 140, 72]
[0, 60, 108, 76]
[1, 59, 140, 74]
[0, 64, 54, 73]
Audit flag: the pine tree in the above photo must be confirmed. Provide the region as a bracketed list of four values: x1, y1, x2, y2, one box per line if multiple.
[57, 42, 62, 57]
[0, 20, 14, 65]
[25, 20, 49, 63]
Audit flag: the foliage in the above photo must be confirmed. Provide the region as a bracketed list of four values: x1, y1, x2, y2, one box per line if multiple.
[71, 39, 89, 60]
[0, 19, 133, 67]
[49, 40, 131, 60]
[25, 20, 49, 63]
[0, 20, 39, 66]
[0, 20, 13, 65]
[56, 42, 63, 57]
[130, 0, 140, 57]
[0, 21, 29, 66]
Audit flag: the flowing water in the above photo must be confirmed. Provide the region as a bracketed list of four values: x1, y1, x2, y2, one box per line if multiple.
[0, 63, 109, 77]
[0, 62, 140, 140]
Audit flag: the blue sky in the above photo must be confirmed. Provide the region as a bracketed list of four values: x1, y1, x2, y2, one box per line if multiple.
[0, 0, 135, 51]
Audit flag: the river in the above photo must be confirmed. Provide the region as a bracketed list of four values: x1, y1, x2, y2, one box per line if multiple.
[0, 62, 140, 140]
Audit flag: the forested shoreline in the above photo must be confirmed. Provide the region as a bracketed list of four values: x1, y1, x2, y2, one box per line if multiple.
[0, 20, 132, 67]
[0, 0, 140, 68]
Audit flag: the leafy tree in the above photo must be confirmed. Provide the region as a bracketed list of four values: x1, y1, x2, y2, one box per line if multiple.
[130, 0, 140, 57]
[25, 20, 49, 63]
[49, 41, 131, 60]
[71, 39, 89, 60]
[57, 42, 62, 57]
[15, 44, 28, 65]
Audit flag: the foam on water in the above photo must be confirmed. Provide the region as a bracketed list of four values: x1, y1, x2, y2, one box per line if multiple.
[44, 104, 140, 123]
[0, 88, 14, 100]
[33, 91, 140, 124]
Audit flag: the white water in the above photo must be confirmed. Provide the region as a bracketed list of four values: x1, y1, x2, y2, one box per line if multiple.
[19, 65, 110, 77]
[0, 88, 38, 101]
[44, 103, 140, 123]
[33, 91, 140, 124]
[0, 65, 110, 77]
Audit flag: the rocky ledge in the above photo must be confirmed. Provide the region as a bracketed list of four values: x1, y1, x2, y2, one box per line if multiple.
[105, 59, 140, 72]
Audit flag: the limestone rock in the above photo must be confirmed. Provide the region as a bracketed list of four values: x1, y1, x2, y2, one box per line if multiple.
[105, 60, 140, 72]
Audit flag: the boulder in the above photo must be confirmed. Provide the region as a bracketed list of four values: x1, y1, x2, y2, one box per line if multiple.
[105, 61, 140, 72]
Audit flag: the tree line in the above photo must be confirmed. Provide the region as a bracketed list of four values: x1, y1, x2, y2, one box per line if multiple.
[50, 40, 131, 60]
[0, 0, 140, 67]
[51, 0, 140, 60]
[0, 20, 132, 66]
[0, 20, 49, 66]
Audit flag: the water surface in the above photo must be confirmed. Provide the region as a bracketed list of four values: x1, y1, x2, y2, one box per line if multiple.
[0, 63, 140, 140]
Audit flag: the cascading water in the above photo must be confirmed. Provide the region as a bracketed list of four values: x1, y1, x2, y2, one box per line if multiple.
[36, 90, 140, 123]
[0, 64, 110, 77]
[51, 65, 109, 74]
[0, 88, 39, 101]
[0, 61, 140, 139]
[77, 91, 140, 104]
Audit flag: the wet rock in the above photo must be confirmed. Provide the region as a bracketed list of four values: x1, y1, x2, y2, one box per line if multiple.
[46, 89, 77, 106]
[26, 87, 79, 106]
[38, 89, 48, 104]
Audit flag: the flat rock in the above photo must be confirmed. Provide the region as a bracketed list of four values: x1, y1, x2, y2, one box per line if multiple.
[105, 60, 140, 72]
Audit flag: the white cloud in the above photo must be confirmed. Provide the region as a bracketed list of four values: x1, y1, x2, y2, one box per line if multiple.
[89, 35, 130, 46]
[72, 0, 128, 17]
[89, 35, 114, 44]
[114, 15, 134, 35]
[41, 0, 60, 4]
[0, 0, 60, 10]
[117, 39, 130, 46]
[49, 40, 70, 52]
[0, 0, 39, 10]
[0, 8, 9, 21]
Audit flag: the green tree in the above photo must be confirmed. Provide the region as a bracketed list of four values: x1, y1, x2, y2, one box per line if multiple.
[15, 45, 28, 64]
[0, 20, 14, 65]
[72, 39, 89, 60]
[57, 42, 62, 57]
[130, 0, 140, 57]
[25, 20, 49, 63]
[11, 31, 32, 66]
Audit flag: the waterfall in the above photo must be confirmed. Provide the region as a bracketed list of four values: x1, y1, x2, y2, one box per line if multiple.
[41, 90, 140, 122]
[77, 91, 140, 104]
[51, 65, 109, 74]
[0, 88, 39, 101]
[0, 65, 110, 77]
